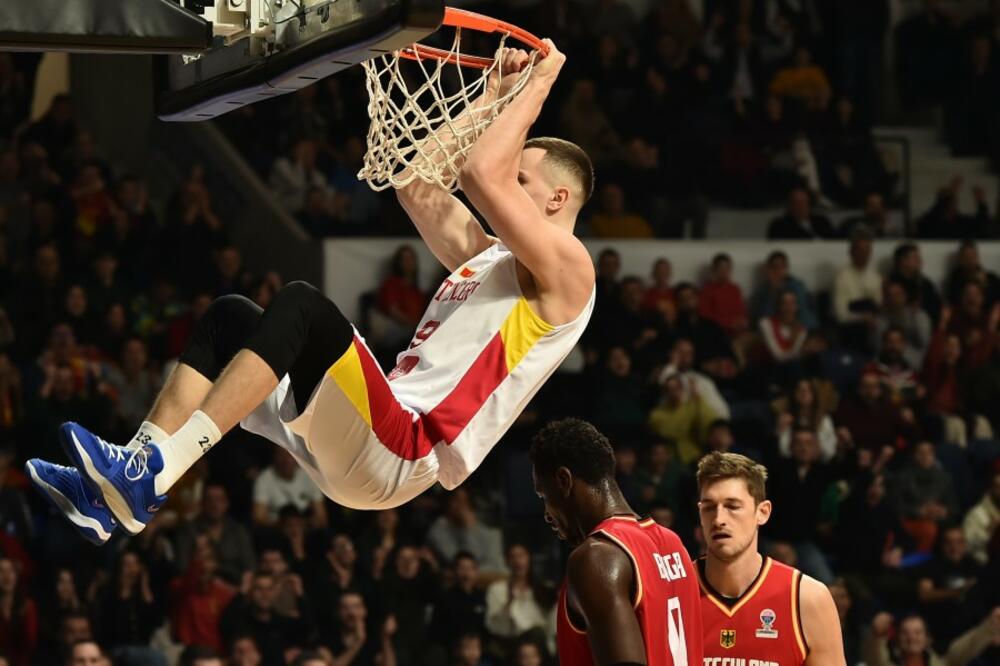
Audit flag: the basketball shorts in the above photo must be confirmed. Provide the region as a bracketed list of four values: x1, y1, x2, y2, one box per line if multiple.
[240, 331, 441, 510]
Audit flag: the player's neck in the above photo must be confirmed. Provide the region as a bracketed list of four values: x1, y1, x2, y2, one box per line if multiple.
[548, 210, 577, 233]
[705, 548, 764, 600]
[577, 484, 633, 537]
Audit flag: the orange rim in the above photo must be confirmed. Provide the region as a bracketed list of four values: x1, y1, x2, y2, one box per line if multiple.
[398, 7, 549, 69]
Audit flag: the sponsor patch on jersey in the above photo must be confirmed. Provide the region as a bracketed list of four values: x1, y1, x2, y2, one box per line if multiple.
[459, 266, 476, 278]
[720, 629, 736, 649]
[755, 608, 778, 638]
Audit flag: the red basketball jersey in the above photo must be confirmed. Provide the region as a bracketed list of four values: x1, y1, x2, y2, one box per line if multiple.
[556, 516, 704, 666]
[697, 556, 808, 666]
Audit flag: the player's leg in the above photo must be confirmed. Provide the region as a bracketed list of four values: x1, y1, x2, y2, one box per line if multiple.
[129, 294, 263, 445]
[146, 363, 214, 434]
[163, 281, 352, 486]
[30, 293, 264, 540]
[66, 281, 354, 534]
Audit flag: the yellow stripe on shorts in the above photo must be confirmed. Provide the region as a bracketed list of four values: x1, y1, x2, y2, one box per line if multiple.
[327, 342, 373, 428]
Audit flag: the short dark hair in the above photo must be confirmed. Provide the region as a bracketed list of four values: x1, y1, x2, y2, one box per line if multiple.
[524, 136, 595, 203]
[530, 418, 615, 485]
[61, 611, 91, 629]
[790, 425, 816, 440]
[673, 281, 696, 295]
[453, 551, 477, 567]
[707, 419, 731, 433]
[671, 337, 695, 352]
[252, 569, 275, 583]
[894, 242, 918, 264]
[882, 325, 905, 341]
[711, 253, 732, 268]
[884, 277, 905, 291]
[229, 633, 258, 649]
[179, 645, 220, 666]
[278, 503, 308, 520]
[766, 250, 788, 265]
[849, 226, 873, 244]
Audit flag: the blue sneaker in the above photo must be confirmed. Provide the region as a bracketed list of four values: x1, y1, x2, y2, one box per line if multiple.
[60, 422, 167, 535]
[25, 459, 117, 545]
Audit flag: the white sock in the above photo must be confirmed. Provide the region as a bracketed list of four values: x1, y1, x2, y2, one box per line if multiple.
[153, 410, 221, 495]
[127, 421, 169, 450]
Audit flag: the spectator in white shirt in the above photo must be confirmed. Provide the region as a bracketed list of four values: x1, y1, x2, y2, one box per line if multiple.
[773, 379, 838, 461]
[656, 337, 730, 420]
[426, 488, 507, 577]
[759, 290, 808, 364]
[833, 229, 882, 352]
[252, 448, 328, 530]
[268, 138, 334, 215]
[484, 544, 555, 650]
[874, 278, 932, 368]
[963, 471, 1000, 565]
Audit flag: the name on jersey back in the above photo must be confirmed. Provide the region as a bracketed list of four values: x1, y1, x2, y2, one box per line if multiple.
[652, 551, 688, 581]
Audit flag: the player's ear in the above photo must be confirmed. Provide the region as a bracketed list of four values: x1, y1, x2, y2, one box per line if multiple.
[756, 499, 772, 526]
[546, 186, 571, 214]
[554, 466, 573, 497]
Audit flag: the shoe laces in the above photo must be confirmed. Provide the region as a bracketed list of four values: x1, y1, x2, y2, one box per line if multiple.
[97, 437, 150, 482]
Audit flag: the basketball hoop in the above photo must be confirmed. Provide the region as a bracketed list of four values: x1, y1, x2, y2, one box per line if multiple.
[357, 7, 549, 192]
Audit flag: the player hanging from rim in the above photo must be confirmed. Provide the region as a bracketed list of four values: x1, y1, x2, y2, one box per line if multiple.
[25, 40, 597, 544]
[530, 419, 704, 666]
[695, 452, 845, 666]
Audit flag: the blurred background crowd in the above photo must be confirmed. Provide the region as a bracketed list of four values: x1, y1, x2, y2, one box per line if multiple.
[223, 0, 1000, 240]
[0, 1, 995, 666]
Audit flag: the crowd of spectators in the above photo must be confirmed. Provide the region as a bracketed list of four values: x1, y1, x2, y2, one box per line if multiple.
[595, 234, 1000, 662]
[219, 0, 1000, 240]
[363, 231, 1000, 665]
[0, 4, 995, 666]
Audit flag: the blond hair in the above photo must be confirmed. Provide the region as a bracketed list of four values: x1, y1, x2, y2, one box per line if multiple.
[696, 452, 768, 504]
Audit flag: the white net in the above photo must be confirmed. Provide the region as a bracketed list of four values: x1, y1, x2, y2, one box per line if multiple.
[358, 29, 536, 192]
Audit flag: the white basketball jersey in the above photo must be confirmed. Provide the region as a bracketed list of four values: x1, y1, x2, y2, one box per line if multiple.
[388, 242, 594, 489]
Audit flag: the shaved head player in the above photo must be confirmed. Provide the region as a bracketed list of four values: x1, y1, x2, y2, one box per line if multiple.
[26, 42, 598, 546]
[696, 453, 845, 666]
[531, 419, 704, 666]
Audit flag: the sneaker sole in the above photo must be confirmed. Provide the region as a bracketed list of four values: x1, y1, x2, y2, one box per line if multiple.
[25, 461, 112, 545]
[64, 430, 147, 535]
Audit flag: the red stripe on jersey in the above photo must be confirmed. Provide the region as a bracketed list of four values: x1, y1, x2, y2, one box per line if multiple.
[423, 332, 508, 444]
[355, 336, 436, 461]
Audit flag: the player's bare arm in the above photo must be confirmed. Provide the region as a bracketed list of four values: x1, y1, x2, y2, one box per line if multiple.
[567, 538, 647, 666]
[459, 40, 595, 325]
[395, 49, 531, 270]
[396, 184, 492, 271]
[799, 575, 846, 666]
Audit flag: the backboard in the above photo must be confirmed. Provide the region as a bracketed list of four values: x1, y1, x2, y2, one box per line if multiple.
[0, 0, 444, 122]
[158, 0, 445, 121]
